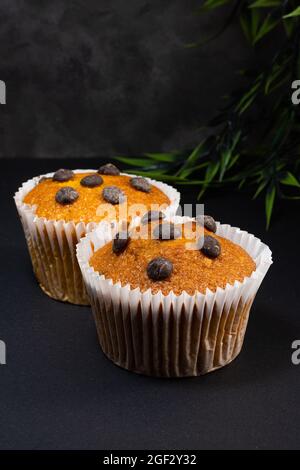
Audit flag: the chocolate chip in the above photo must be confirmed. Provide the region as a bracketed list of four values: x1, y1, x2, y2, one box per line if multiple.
[98, 163, 120, 176]
[196, 215, 217, 233]
[141, 210, 166, 225]
[130, 177, 151, 193]
[52, 169, 74, 182]
[112, 231, 131, 254]
[102, 186, 125, 205]
[55, 187, 79, 205]
[153, 223, 181, 241]
[147, 257, 173, 281]
[80, 174, 103, 188]
[200, 235, 221, 259]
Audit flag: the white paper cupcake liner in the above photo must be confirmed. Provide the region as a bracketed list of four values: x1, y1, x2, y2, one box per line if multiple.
[14, 170, 180, 305]
[76, 217, 273, 376]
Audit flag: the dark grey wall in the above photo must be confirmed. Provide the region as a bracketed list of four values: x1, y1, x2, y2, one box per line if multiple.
[0, 0, 254, 158]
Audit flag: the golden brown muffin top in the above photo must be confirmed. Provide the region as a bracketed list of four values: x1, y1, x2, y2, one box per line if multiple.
[23, 168, 170, 224]
[90, 221, 256, 296]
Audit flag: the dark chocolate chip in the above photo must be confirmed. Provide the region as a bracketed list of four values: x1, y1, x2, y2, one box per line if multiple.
[102, 186, 125, 205]
[112, 231, 131, 254]
[141, 210, 166, 225]
[130, 177, 151, 193]
[200, 235, 221, 259]
[153, 223, 181, 241]
[147, 257, 173, 281]
[80, 174, 103, 188]
[196, 215, 217, 233]
[98, 163, 120, 176]
[53, 169, 74, 182]
[55, 187, 79, 205]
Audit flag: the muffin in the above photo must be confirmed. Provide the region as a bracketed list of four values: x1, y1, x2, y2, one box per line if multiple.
[76, 216, 272, 377]
[14, 165, 180, 305]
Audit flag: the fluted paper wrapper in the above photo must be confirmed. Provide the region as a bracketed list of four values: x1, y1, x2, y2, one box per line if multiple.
[77, 218, 272, 376]
[14, 170, 180, 305]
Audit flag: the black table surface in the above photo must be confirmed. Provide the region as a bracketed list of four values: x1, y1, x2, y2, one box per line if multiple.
[0, 158, 299, 450]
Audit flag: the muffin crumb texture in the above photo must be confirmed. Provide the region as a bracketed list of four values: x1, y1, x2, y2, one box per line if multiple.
[23, 172, 170, 224]
[90, 222, 256, 295]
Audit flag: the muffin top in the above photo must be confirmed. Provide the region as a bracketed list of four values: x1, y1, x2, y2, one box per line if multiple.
[89, 218, 256, 296]
[23, 165, 170, 224]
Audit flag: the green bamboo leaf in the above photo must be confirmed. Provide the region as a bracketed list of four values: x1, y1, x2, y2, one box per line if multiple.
[201, 0, 233, 11]
[144, 152, 179, 163]
[193, 0, 241, 48]
[253, 15, 279, 44]
[198, 162, 220, 199]
[238, 178, 246, 189]
[219, 151, 232, 181]
[176, 142, 205, 177]
[236, 80, 261, 113]
[282, 195, 300, 200]
[219, 131, 242, 181]
[283, 18, 295, 37]
[240, 13, 252, 43]
[251, 9, 261, 40]
[179, 162, 209, 179]
[253, 179, 268, 199]
[114, 0, 300, 230]
[264, 64, 282, 94]
[249, 0, 280, 8]
[120, 170, 185, 182]
[265, 185, 276, 229]
[266, 74, 290, 94]
[206, 161, 221, 181]
[283, 7, 300, 19]
[186, 143, 205, 165]
[280, 172, 300, 188]
[240, 93, 258, 113]
[227, 153, 240, 170]
[264, 58, 291, 94]
[230, 131, 242, 151]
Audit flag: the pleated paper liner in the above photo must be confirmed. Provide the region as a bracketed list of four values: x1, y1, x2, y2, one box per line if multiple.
[14, 170, 180, 305]
[76, 217, 273, 376]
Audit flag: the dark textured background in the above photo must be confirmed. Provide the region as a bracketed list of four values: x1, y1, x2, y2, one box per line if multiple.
[1, 158, 300, 450]
[2, 2, 299, 452]
[0, 0, 259, 158]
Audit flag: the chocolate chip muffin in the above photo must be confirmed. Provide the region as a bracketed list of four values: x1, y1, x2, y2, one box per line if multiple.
[24, 168, 172, 224]
[14, 165, 180, 305]
[77, 216, 272, 377]
[89, 220, 255, 295]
